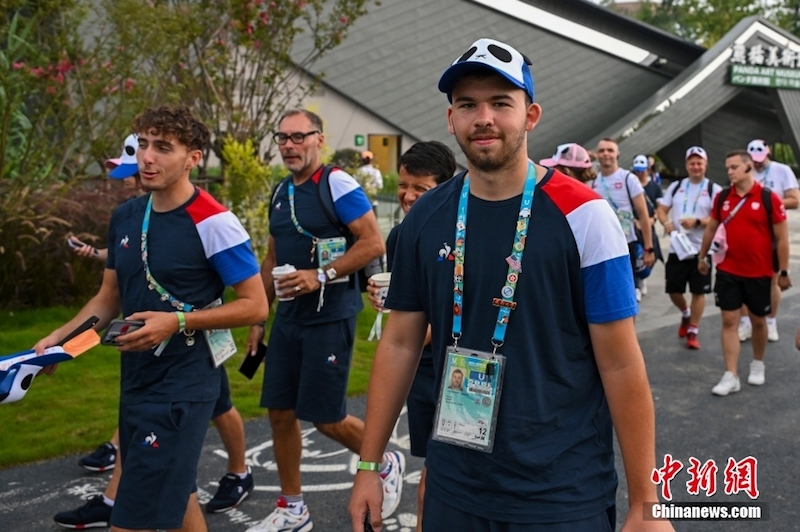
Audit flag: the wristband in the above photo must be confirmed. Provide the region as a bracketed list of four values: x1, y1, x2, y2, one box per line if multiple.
[356, 460, 381, 471]
[176, 311, 186, 333]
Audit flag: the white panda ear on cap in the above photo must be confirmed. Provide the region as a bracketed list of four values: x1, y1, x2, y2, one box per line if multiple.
[438, 38, 535, 103]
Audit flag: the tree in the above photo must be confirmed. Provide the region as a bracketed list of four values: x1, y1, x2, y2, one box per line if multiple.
[100, 0, 371, 167]
[631, 0, 775, 48]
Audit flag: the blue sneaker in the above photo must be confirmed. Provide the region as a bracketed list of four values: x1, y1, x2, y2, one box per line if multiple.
[79, 442, 116, 472]
[53, 495, 112, 529]
[206, 467, 255, 513]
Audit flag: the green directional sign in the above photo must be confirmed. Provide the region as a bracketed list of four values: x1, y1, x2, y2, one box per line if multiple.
[730, 64, 800, 90]
[354, 134, 365, 147]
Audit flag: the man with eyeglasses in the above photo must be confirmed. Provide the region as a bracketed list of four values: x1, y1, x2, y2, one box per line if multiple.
[245, 109, 397, 532]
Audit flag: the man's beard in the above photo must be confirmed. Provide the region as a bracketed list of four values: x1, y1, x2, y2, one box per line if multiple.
[456, 127, 527, 173]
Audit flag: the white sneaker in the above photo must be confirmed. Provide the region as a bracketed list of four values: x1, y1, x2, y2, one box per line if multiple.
[738, 321, 752, 342]
[635, 288, 642, 302]
[245, 499, 313, 532]
[712, 371, 741, 396]
[767, 320, 779, 342]
[380, 450, 406, 519]
[641, 279, 648, 295]
[748, 360, 765, 386]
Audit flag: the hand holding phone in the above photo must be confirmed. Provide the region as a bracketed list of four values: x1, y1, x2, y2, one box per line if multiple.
[101, 319, 145, 346]
[67, 236, 99, 256]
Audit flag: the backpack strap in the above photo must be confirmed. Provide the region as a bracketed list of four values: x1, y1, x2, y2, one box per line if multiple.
[668, 178, 685, 200]
[715, 186, 732, 222]
[315, 166, 358, 289]
[269, 176, 291, 217]
[315, 165, 352, 240]
[707, 178, 714, 199]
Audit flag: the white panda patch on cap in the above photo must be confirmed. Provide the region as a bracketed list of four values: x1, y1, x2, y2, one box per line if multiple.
[438, 38, 534, 103]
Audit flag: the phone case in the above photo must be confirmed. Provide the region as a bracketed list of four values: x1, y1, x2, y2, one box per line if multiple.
[238, 342, 266, 380]
[101, 319, 145, 346]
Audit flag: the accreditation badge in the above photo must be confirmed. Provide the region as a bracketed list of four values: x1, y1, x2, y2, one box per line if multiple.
[432, 347, 505, 453]
[316, 237, 348, 284]
[201, 299, 237, 367]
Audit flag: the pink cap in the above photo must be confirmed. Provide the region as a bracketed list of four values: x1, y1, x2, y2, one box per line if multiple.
[540, 143, 592, 169]
[747, 139, 770, 163]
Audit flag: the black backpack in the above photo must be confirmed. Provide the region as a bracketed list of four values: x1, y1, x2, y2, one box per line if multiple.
[271, 166, 384, 292]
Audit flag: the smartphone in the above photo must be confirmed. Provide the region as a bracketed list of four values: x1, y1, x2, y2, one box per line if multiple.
[238, 342, 266, 380]
[101, 319, 145, 346]
[67, 236, 99, 256]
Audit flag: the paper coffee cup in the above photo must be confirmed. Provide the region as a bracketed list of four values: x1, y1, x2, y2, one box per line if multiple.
[371, 272, 391, 311]
[272, 264, 297, 302]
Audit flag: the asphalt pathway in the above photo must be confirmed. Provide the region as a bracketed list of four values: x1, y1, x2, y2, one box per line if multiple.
[4, 210, 800, 531]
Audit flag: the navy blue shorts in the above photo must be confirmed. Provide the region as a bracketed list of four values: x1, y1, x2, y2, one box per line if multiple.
[423, 493, 615, 532]
[212, 365, 233, 419]
[261, 316, 356, 423]
[112, 400, 215, 530]
[407, 354, 435, 457]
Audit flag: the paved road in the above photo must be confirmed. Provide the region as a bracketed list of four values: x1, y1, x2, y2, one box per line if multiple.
[3, 212, 800, 531]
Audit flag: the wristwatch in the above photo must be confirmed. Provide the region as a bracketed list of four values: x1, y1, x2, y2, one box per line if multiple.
[325, 267, 337, 281]
[780, 270, 789, 277]
[316, 268, 327, 286]
[645, 247, 655, 253]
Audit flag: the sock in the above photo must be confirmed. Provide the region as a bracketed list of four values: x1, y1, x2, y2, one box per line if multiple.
[103, 495, 115, 507]
[379, 453, 392, 478]
[741, 316, 751, 326]
[687, 326, 699, 335]
[232, 469, 249, 479]
[766, 317, 776, 326]
[680, 307, 690, 318]
[283, 494, 304, 515]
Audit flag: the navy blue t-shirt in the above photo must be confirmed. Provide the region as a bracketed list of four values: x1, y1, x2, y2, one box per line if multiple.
[387, 224, 432, 365]
[386, 170, 637, 523]
[107, 189, 260, 404]
[269, 168, 371, 325]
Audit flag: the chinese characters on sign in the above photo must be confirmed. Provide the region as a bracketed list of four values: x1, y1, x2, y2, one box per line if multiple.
[651, 455, 759, 501]
[729, 43, 800, 89]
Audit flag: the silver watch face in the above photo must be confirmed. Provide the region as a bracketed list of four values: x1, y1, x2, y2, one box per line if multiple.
[326, 268, 337, 280]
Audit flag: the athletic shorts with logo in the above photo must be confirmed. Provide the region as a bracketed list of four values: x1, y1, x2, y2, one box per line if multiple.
[665, 254, 712, 294]
[260, 316, 356, 424]
[112, 399, 216, 529]
[714, 271, 772, 315]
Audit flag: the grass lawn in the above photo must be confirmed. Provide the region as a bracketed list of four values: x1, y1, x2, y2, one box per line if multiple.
[0, 299, 382, 469]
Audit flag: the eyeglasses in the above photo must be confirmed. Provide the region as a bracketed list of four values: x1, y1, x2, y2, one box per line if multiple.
[273, 130, 320, 145]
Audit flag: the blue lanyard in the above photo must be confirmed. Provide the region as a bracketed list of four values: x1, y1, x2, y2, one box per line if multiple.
[757, 164, 771, 187]
[452, 163, 536, 349]
[141, 195, 194, 311]
[681, 178, 706, 216]
[597, 175, 621, 211]
[287, 180, 320, 258]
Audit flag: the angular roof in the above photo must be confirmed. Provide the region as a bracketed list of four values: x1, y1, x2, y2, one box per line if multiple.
[588, 16, 800, 170]
[296, 0, 704, 164]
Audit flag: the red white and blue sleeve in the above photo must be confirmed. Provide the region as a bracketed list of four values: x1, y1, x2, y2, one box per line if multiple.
[187, 189, 261, 286]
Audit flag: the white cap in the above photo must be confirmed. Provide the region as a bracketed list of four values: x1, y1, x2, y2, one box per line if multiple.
[685, 146, 708, 160]
[632, 154, 649, 171]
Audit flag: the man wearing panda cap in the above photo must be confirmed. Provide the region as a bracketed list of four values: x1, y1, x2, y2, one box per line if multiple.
[350, 39, 673, 532]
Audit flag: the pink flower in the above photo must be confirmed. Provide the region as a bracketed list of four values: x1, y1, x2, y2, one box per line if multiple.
[12, 61, 25, 69]
[57, 58, 73, 74]
[339, 15, 348, 24]
[124, 78, 135, 91]
[46, 85, 57, 95]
